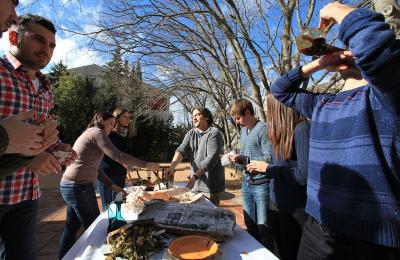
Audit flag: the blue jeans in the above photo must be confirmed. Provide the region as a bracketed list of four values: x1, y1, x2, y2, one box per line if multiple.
[97, 162, 126, 210]
[0, 199, 38, 260]
[242, 179, 273, 249]
[59, 183, 100, 259]
[96, 180, 113, 211]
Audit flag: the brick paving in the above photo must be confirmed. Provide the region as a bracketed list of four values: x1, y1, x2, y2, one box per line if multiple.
[36, 165, 245, 259]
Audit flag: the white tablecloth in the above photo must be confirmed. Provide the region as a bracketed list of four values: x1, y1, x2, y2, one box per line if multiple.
[62, 199, 278, 260]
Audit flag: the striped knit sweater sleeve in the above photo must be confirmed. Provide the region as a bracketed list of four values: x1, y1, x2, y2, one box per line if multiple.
[271, 8, 400, 248]
[339, 9, 400, 98]
[270, 68, 329, 119]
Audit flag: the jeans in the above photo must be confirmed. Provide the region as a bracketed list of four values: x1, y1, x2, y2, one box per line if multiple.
[241, 179, 273, 249]
[97, 162, 126, 211]
[59, 183, 100, 259]
[0, 199, 38, 260]
[96, 180, 114, 211]
[297, 216, 400, 260]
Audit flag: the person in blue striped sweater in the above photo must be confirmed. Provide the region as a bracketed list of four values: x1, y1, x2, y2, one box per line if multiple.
[271, 2, 400, 259]
[228, 99, 273, 249]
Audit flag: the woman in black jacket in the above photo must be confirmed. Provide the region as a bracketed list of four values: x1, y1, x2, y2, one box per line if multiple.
[97, 107, 133, 210]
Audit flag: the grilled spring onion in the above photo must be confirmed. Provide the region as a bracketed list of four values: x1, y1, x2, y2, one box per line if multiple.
[106, 219, 165, 260]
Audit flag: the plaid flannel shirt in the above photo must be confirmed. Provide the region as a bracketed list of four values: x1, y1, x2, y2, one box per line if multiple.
[0, 52, 54, 205]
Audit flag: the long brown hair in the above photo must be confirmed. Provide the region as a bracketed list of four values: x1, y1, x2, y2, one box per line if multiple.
[265, 92, 304, 160]
[113, 107, 133, 138]
[87, 112, 115, 130]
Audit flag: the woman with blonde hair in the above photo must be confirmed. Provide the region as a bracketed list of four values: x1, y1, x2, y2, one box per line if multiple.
[247, 92, 309, 260]
[97, 107, 134, 209]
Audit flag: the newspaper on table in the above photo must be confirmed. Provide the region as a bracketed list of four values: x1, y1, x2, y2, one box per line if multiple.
[138, 200, 236, 241]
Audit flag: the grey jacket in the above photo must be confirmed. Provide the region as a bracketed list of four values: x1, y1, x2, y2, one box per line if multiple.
[177, 126, 225, 193]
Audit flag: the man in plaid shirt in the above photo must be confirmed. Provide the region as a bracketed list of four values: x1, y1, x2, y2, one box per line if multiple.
[0, 14, 76, 259]
[0, 0, 61, 178]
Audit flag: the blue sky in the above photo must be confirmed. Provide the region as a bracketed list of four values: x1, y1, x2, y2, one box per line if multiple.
[0, 0, 362, 124]
[0, 0, 108, 72]
[0, 0, 335, 71]
[0, 0, 198, 124]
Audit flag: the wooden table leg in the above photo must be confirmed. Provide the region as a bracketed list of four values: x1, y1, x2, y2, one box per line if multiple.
[136, 169, 142, 179]
[163, 169, 169, 189]
[153, 171, 162, 190]
[127, 170, 135, 184]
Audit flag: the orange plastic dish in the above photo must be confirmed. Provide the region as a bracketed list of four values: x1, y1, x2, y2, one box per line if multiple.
[168, 235, 218, 260]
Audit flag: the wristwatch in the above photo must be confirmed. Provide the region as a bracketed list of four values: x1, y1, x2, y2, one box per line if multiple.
[193, 174, 199, 180]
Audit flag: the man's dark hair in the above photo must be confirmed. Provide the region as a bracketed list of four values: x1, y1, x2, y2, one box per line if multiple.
[193, 106, 214, 125]
[15, 14, 56, 38]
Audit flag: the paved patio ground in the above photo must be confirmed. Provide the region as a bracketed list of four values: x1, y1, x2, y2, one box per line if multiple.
[36, 164, 244, 260]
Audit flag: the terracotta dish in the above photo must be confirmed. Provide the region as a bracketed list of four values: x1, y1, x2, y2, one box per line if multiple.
[168, 235, 218, 260]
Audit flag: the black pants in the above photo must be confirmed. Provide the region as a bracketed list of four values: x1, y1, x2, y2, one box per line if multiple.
[0, 199, 38, 260]
[297, 216, 400, 260]
[268, 201, 307, 260]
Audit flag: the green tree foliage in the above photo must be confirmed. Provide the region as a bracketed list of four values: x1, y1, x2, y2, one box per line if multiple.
[53, 73, 94, 144]
[93, 47, 129, 112]
[99, 48, 166, 123]
[134, 61, 142, 81]
[131, 115, 190, 161]
[50, 49, 182, 158]
[49, 60, 68, 88]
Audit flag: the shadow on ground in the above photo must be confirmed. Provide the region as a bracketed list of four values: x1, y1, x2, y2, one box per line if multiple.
[225, 179, 242, 190]
[220, 191, 235, 200]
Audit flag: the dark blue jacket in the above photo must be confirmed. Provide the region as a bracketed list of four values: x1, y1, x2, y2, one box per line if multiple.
[267, 121, 309, 211]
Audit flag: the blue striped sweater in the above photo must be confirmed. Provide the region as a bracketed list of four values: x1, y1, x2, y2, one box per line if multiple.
[271, 9, 400, 247]
[239, 121, 273, 184]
